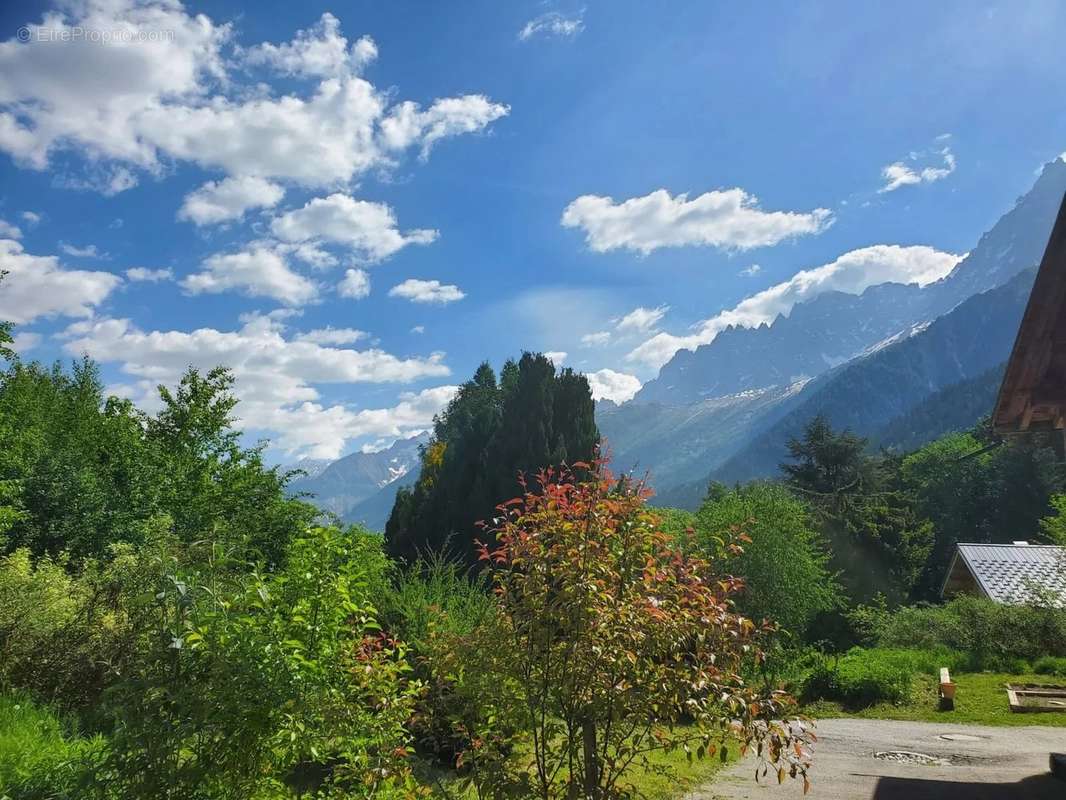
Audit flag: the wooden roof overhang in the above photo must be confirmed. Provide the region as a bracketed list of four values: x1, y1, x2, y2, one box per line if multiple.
[993, 191, 1066, 439]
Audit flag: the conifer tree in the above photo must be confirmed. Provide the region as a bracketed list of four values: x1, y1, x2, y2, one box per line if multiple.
[385, 353, 598, 564]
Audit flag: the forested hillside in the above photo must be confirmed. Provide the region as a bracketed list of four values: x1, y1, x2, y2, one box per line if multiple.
[713, 267, 1035, 487]
[875, 364, 1006, 452]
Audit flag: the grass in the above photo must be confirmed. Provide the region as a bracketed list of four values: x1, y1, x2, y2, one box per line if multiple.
[804, 671, 1066, 727]
[624, 731, 735, 800]
[0, 690, 100, 799]
[419, 724, 733, 800]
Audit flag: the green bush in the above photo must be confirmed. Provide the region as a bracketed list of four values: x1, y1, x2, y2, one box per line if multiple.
[378, 554, 497, 763]
[1034, 656, 1066, 677]
[693, 483, 841, 638]
[0, 691, 100, 800]
[802, 647, 966, 708]
[95, 526, 418, 800]
[873, 595, 1066, 670]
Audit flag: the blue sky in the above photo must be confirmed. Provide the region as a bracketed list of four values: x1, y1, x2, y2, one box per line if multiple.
[2, 0, 1066, 461]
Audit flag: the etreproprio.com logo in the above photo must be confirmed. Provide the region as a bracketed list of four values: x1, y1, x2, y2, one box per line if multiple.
[16, 26, 176, 44]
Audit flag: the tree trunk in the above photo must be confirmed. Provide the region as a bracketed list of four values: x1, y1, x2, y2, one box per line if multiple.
[581, 716, 598, 800]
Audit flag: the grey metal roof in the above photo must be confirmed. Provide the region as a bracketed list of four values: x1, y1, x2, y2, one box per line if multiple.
[956, 543, 1066, 605]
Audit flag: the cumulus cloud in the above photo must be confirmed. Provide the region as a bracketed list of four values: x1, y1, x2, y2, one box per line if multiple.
[272, 193, 437, 261]
[581, 331, 611, 347]
[585, 369, 642, 404]
[740, 263, 761, 277]
[616, 305, 668, 334]
[543, 351, 568, 365]
[0, 239, 120, 324]
[285, 243, 338, 270]
[179, 176, 285, 225]
[294, 326, 367, 345]
[60, 314, 452, 458]
[181, 245, 318, 305]
[628, 244, 963, 369]
[338, 268, 371, 299]
[241, 13, 377, 78]
[879, 145, 957, 193]
[380, 95, 510, 160]
[389, 278, 465, 305]
[0, 219, 21, 239]
[260, 385, 457, 459]
[518, 11, 585, 41]
[59, 242, 103, 258]
[0, 3, 507, 189]
[10, 331, 41, 353]
[125, 267, 173, 282]
[20, 211, 41, 225]
[410, 325, 425, 335]
[562, 187, 832, 255]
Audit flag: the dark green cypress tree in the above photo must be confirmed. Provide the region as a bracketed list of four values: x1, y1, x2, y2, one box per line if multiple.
[384, 353, 599, 565]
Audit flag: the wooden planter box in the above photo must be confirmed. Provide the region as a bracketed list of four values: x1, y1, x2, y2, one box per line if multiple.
[1006, 683, 1066, 713]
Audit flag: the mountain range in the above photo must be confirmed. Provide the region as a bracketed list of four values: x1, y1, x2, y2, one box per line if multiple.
[293, 158, 1066, 526]
[607, 159, 1066, 504]
[288, 433, 427, 529]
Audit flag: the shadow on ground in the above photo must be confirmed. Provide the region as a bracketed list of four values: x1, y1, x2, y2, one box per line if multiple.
[871, 774, 1061, 799]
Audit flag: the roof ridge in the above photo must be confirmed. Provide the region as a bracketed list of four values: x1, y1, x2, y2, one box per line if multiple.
[957, 542, 1064, 548]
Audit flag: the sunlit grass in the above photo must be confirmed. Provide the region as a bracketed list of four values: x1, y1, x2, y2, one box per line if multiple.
[419, 724, 734, 800]
[804, 671, 1066, 727]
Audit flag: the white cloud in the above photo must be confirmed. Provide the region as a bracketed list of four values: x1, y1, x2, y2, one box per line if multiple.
[628, 244, 964, 369]
[380, 95, 510, 160]
[238, 308, 302, 324]
[20, 211, 41, 225]
[879, 145, 957, 193]
[285, 242, 338, 270]
[337, 268, 370, 299]
[294, 326, 367, 345]
[581, 330, 612, 347]
[0, 3, 507, 189]
[585, 369, 641, 404]
[125, 267, 173, 282]
[59, 242, 102, 258]
[241, 13, 376, 79]
[0, 219, 21, 239]
[264, 385, 457, 459]
[740, 263, 761, 277]
[181, 245, 317, 305]
[389, 278, 465, 305]
[410, 325, 425, 335]
[10, 331, 41, 353]
[272, 193, 437, 261]
[178, 176, 285, 225]
[0, 239, 120, 324]
[543, 351, 568, 365]
[616, 305, 668, 334]
[0, 1, 228, 171]
[518, 11, 585, 41]
[53, 166, 139, 195]
[562, 188, 832, 254]
[61, 314, 453, 459]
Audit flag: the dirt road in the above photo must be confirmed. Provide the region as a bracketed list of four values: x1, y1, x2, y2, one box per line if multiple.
[695, 718, 1066, 799]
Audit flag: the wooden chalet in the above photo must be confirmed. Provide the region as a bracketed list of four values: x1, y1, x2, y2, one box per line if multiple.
[993, 191, 1066, 445]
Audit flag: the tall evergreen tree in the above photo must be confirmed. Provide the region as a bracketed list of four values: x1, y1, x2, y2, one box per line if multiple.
[385, 353, 598, 564]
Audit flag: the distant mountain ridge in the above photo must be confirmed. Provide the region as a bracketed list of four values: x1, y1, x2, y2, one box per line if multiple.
[635, 158, 1066, 406]
[599, 160, 1066, 506]
[598, 379, 807, 489]
[288, 433, 428, 521]
[295, 161, 1066, 528]
[711, 266, 1035, 487]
